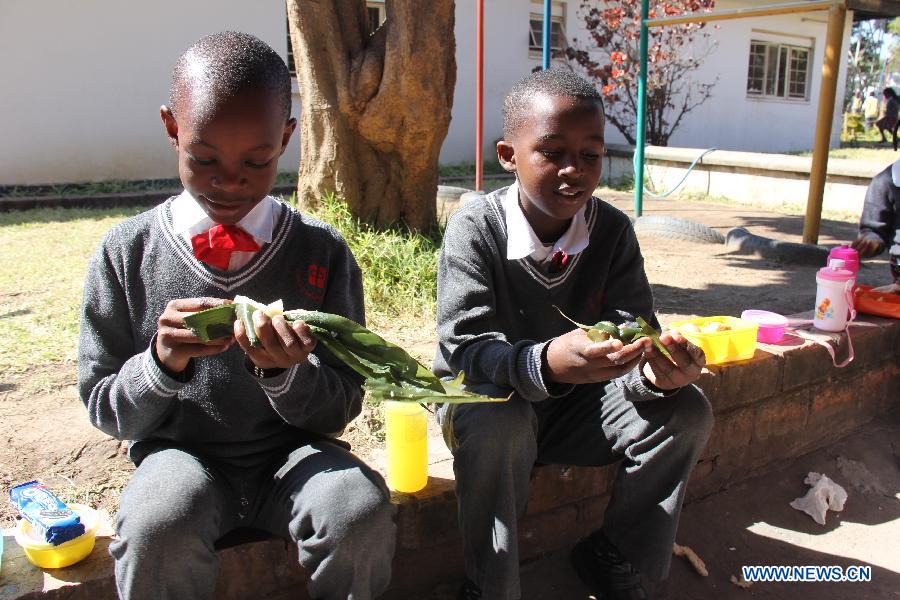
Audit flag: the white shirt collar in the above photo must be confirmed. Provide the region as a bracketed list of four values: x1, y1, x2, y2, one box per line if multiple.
[171, 190, 279, 244]
[502, 180, 590, 262]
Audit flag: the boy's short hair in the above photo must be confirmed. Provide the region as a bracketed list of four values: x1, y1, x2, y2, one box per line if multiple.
[170, 31, 292, 123]
[502, 68, 603, 139]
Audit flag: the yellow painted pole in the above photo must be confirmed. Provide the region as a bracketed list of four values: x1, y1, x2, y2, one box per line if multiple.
[645, 0, 838, 28]
[804, 2, 847, 244]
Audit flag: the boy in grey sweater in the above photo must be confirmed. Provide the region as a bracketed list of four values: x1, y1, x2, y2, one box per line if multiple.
[78, 32, 395, 600]
[434, 70, 713, 600]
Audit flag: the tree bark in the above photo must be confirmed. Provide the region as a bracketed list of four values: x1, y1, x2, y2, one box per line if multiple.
[286, 0, 456, 231]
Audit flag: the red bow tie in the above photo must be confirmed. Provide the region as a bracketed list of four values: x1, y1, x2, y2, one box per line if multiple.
[191, 224, 260, 271]
[549, 250, 569, 273]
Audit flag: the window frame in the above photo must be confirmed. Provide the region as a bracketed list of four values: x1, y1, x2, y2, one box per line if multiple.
[528, 1, 568, 60]
[746, 38, 812, 102]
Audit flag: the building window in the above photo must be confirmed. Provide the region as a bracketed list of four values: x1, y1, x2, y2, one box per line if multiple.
[746, 40, 810, 100]
[286, 19, 296, 77]
[529, 1, 567, 58]
[286, 3, 385, 77]
[367, 2, 386, 35]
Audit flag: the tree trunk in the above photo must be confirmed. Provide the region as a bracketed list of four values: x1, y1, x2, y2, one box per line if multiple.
[286, 0, 456, 231]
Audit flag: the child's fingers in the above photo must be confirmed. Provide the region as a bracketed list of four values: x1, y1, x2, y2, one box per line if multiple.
[291, 320, 317, 351]
[582, 338, 623, 359]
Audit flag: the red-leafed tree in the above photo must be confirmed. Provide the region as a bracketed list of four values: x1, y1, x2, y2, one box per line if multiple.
[566, 0, 717, 146]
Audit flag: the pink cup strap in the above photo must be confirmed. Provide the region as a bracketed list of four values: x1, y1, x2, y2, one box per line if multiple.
[786, 281, 856, 368]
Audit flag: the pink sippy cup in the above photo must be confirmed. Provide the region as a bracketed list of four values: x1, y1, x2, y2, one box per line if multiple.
[827, 245, 859, 277]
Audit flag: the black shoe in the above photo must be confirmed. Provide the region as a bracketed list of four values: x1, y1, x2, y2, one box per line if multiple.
[570, 532, 648, 600]
[457, 578, 482, 600]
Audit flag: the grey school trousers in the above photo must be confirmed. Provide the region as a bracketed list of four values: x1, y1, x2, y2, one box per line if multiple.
[110, 441, 397, 600]
[437, 380, 713, 600]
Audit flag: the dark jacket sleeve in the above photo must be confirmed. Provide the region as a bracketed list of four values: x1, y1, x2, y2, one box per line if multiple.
[859, 166, 899, 252]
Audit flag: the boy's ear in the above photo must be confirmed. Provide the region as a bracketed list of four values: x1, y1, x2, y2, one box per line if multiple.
[279, 118, 298, 154]
[497, 140, 517, 173]
[160, 105, 179, 150]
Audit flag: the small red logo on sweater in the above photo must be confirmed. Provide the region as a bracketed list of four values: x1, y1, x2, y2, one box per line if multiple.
[297, 265, 327, 301]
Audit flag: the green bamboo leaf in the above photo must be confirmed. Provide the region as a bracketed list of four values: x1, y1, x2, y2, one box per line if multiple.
[182, 304, 236, 342]
[636, 316, 674, 361]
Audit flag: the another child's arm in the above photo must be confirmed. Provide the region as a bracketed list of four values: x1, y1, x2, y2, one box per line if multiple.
[852, 168, 894, 258]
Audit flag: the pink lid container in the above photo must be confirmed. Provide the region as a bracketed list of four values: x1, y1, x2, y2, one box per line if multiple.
[740, 309, 788, 343]
[816, 264, 854, 282]
[827, 245, 859, 275]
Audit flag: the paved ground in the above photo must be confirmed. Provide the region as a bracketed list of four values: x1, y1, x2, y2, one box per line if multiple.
[428, 410, 900, 600]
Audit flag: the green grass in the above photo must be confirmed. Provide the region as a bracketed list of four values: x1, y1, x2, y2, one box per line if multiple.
[0, 198, 441, 373]
[1, 172, 299, 198]
[0, 206, 148, 372]
[795, 146, 898, 162]
[439, 161, 508, 178]
[301, 194, 441, 330]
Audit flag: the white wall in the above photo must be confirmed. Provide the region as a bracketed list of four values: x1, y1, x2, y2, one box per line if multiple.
[0, 0, 301, 185]
[658, 0, 852, 153]
[442, 0, 853, 162]
[0, 0, 854, 185]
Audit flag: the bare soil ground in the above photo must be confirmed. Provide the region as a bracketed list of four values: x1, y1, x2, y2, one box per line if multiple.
[1, 193, 894, 538]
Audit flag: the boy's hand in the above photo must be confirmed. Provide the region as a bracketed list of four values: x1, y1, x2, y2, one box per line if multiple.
[850, 232, 884, 258]
[156, 297, 234, 373]
[235, 311, 317, 370]
[641, 331, 705, 390]
[544, 328, 649, 385]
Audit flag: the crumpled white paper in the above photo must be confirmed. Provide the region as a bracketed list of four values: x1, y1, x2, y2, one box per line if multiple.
[789, 472, 848, 525]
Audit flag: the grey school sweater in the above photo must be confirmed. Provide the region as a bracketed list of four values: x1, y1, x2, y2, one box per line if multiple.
[78, 197, 365, 468]
[434, 186, 669, 403]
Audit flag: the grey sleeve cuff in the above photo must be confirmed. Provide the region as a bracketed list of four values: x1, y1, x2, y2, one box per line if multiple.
[516, 341, 574, 402]
[141, 345, 187, 398]
[257, 363, 302, 399]
[617, 362, 680, 401]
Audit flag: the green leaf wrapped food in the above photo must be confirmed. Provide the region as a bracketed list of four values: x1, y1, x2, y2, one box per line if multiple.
[182, 304, 236, 342]
[183, 297, 506, 404]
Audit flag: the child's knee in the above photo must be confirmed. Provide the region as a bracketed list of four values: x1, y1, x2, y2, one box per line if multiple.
[450, 398, 538, 458]
[295, 467, 395, 541]
[669, 385, 714, 442]
[116, 453, 224, 546]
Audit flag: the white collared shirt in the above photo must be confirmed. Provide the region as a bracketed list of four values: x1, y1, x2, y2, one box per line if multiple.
[502, 180, 590, 264]
[171, 190, 279, 271]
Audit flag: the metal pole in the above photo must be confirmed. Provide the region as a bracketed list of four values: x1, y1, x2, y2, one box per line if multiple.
[476, 0, 484, 191]
[543, 0, 551, 70]
[634, 0, 649, 217]
[803, 3, 846, 244]
[645, 0, 838, 28]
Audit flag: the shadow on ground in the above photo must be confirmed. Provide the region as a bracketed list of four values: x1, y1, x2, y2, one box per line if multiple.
[480, 410, 900, 600]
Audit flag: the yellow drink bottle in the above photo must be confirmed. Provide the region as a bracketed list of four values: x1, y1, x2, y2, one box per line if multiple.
[384, 401, 428, 493]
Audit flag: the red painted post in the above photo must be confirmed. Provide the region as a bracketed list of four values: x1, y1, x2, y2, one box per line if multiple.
[476, 0, 484, 191]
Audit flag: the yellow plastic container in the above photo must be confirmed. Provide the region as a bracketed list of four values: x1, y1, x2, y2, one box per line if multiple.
[384, 401, 428, 493]
[669, 316, 758, 365]
[15, 503, 100, 569]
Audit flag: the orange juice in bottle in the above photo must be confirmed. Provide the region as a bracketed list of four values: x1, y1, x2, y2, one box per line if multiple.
[384, 400, 428, 493]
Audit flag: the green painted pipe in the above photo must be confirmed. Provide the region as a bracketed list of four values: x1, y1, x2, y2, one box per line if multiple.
[634, 0, 650, 217]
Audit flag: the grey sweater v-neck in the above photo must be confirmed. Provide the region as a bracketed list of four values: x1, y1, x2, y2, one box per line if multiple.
[434, 186, 667, 403]
[78, 197, 365, 467]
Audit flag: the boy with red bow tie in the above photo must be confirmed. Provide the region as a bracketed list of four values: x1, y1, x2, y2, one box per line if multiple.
[78, 32, 395, 600]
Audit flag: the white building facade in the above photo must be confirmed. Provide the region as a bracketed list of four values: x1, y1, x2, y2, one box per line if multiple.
[0, 0, 855, 185]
